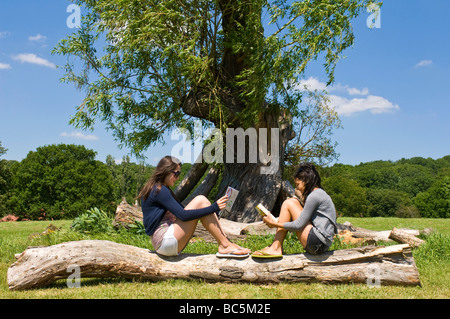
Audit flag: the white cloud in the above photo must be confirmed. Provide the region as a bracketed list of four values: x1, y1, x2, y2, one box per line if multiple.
[299, 77, 369, 96]
[298, 77, 399, 116]
[28, 34, 47, 42]
[298, 77, 328, 91]
[415, 60, 432, 67]
[60, 131, 99, 141]
[346, 87, 369, 96]
[12, 53, 56, 69]
[0, 63, 11, 70]
[330, 95, 399, 116]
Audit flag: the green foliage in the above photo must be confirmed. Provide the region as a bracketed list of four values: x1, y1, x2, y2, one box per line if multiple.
[322, 175, 368, 217]
[125, 220, 146, 236]
[105, 154, 154, 204]
[414, 232, 450, 264]
[71, 207, 114, 234]
[414, 177, 450, 218]
[0, 141, 13, 215]
[366, 188, 412, 217]
[104, 156, 191, 205]
[0, 141, 9, 194]
[6, 144, 116, 220]
[285, 89, 342, 165]
[319, 156, 450, 218]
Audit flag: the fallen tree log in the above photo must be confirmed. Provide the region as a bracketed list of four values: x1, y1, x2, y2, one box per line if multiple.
[8, 240, 420, 290]
[336, 221, 420, 243]
[389, 227, 425, 248]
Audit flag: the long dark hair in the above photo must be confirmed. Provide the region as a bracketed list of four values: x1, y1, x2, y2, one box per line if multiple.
[294, 162, 322, 205]
[138, 155, 181, 201]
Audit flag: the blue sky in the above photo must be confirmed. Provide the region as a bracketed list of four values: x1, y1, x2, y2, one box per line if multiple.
[0, 0, 449, 166]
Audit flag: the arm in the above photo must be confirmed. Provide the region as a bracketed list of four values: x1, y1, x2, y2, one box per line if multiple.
[263, 192, 321, 231]
[283, 192, 321, 231]
[262, 216, 284, 229]
[156, 186, 220, 221]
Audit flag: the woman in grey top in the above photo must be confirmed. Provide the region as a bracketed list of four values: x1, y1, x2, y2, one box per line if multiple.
[253, 163, 338, 256]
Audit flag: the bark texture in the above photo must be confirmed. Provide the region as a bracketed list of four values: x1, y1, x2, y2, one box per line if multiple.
[8, 240, 420, 290]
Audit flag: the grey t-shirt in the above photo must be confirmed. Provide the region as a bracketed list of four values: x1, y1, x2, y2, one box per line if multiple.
[283, 188, 337, 246]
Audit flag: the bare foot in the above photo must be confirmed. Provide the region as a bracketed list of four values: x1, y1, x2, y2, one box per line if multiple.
[218, 243, 251, 255]
[252, 245, 282, 256]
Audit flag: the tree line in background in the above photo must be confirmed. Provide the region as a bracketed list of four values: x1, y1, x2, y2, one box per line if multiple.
[313, 157, 449, 218]
[0, 142, 448, 220]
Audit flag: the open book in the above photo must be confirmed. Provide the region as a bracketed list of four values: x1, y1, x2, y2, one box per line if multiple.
[224, 186, 239, 212]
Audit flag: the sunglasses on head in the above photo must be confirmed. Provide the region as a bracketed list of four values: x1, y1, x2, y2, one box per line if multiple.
[172, 170, 181, 178]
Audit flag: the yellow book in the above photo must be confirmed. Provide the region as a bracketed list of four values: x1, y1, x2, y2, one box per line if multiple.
[255, 204, 270, 217]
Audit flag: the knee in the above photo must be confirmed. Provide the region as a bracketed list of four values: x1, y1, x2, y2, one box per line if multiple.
[282, 197, 298, 209]
[193, 195, 210, 207]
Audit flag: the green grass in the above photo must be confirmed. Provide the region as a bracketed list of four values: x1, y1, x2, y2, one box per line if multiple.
[0, 218, 449, 299]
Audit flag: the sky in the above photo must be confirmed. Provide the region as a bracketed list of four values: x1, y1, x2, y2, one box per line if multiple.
[0, 0, 449, 166]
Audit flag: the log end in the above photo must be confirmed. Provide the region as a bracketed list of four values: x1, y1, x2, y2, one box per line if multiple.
[389, 227, 425, 248]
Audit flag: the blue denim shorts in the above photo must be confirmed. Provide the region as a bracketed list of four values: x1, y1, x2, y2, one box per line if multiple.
[305, 227, 330, 255]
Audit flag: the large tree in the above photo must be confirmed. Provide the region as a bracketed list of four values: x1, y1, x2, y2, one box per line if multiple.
[54, 0, 375, 221]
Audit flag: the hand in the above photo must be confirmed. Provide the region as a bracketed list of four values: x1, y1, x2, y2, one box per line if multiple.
[216, 195, 229, 210]
[262, 215, 277, 228]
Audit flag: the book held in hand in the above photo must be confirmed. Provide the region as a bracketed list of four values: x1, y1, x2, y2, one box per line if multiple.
[255, 203, 271, 217]
[255, 204, 279, 222]
[224, 186, 239, 212]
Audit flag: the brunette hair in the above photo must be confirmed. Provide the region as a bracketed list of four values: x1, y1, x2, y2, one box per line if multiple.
[294, 162, 322, 205]
[138, 156, 181, 201]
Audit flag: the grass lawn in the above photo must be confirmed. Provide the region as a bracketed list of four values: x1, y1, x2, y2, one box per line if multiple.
[0, 217, 449, 299]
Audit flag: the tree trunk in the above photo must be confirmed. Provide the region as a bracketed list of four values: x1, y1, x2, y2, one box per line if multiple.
[389, 227, 425, 248]
[179, 1, 294, 223]
[182, 166, 221, 206]
[217, 109, 294, 222]
[174, 152, 210, 202]
[8, 240, 420, 290]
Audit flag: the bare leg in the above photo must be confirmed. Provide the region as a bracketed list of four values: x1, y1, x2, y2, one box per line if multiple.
[256, 197, 312, 255]
[172, 195, 250, 255]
